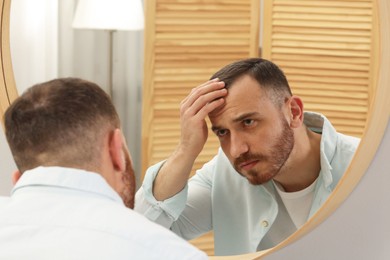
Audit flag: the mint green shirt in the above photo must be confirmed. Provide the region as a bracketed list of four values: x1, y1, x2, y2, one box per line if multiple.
[135, 112, 360, 256]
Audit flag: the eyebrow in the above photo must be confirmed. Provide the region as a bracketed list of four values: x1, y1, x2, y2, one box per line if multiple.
[211, 124, 221, 132]
[211, 112, 259, 132]
[232, 112, 258, 123]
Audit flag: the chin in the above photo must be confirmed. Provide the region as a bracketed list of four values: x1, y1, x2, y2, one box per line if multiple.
[245, 175, 266, 186]
[245, 171, 275, 186]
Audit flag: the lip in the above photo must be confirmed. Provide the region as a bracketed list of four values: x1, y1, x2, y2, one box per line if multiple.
[239, 160, 259, 171]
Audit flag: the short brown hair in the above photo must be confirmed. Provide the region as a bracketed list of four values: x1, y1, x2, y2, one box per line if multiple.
[211, 58, 292, 106]
[4, 78, 120, 172]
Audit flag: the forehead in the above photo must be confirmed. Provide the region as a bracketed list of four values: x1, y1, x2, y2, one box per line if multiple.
[209, 74, 276, 122]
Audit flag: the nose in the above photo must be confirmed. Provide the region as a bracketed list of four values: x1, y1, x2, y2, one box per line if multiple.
[229, 133, 249, 159]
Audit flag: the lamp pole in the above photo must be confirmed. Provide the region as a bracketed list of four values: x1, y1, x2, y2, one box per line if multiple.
[72, 0, 144, 98]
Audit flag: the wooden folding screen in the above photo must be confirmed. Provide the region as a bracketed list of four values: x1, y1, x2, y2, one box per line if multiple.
[141, 0, 260, 255]
[262, 0, 378, 137]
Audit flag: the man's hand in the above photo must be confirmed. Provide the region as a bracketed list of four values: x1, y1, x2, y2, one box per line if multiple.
[152, 79, 227, 201]
[178, 78, 227, 158]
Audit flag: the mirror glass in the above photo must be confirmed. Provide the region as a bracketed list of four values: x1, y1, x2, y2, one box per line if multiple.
[139, 0, 379, 256]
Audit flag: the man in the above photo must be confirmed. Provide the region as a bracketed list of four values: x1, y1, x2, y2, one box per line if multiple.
[0, 78, 207, 259]
[135, 58, 360, 256]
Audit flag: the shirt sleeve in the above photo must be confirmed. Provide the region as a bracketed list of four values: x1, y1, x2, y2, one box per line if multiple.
[135, 157, 216, 240]
[134, 161, 188, 224]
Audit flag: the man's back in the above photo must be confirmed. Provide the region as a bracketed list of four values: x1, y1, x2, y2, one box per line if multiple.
[0, 167, 207, 260]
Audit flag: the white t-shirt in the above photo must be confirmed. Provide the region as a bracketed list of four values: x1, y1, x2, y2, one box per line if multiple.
[0, 166, 207, 260]
[274, 179, 318, 229]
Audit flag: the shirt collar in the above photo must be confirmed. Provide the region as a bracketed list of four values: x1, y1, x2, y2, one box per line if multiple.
[304, 111, 338, 187]
[12, 166, 124, 205]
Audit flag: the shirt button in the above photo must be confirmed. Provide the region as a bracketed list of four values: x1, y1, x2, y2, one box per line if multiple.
[261, 220, 269, 227]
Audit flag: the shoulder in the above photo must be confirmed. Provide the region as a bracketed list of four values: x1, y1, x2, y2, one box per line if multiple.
[76, 203, 207, 259]
[336, 132, 360, 155]
[0, 196, 10, 203]
[318, 111, 360, 156]
[327, 132, 360, 177]
[0, 196, 10, 211]
[114, 208, 207, 259]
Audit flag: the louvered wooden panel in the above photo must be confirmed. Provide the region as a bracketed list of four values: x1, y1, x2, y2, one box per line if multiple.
[262, 0, 378, 137]
[141, 0, 260, 256]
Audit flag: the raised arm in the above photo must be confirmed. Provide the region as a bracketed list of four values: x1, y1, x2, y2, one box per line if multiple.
[153, 79, 227, 200]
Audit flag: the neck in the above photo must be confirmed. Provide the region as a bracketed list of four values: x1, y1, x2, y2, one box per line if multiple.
[273, 126, 322, 192]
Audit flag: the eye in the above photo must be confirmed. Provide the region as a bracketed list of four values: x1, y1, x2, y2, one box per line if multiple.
[243, 119, 254, 126]
[215, 129, 229, 137]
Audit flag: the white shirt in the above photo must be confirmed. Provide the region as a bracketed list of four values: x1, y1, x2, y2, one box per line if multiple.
[0, 166, 207, 260]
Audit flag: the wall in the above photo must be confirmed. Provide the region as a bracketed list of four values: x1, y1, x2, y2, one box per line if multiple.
[0, 128, 15, 195]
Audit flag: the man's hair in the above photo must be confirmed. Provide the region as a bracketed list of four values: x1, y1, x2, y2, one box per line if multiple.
[211, 58, 293, 106]
[4, 77, 120, 173]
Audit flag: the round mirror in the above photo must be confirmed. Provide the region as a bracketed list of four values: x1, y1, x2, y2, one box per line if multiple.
[1, 0, 389, 259]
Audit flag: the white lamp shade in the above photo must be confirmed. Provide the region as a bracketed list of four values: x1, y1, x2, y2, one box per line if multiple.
[72, 0, 144, 31]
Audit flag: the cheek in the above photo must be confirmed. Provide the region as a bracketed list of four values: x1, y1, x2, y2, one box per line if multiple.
[249, 127, 282, 152]
[219, 139, 229, 152]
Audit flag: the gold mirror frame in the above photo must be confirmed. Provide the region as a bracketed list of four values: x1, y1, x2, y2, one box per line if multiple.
[0, 0, 388, 259]
[0, 0, 16, 118]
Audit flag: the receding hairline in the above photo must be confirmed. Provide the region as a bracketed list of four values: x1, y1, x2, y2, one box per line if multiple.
[224, 72, 292, 108]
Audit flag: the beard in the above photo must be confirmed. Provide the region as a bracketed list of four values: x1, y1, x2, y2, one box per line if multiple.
[119, 146, 136, 209]
[233, 118, 295, 185]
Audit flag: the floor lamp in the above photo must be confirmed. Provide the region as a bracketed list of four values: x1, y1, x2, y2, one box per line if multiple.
[72, 0, 144, 98]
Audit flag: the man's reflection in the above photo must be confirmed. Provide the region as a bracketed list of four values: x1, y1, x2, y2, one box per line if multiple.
[135, 58, 360, 255]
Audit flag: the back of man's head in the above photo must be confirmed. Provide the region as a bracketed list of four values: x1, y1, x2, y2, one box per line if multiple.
[4, 77, 120, 173]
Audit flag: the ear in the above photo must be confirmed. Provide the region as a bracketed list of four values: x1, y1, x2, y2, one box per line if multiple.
[287, 96, 304, 128]
[109, 129, 125, 172]
[12, 170, 22, 185]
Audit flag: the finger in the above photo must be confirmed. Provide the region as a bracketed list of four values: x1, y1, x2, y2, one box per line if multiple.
[195, 97, 225, 120]
[191, 78, 220, 94]
[184, 78, 220, 103]
[182, 79, 221, 107]
[182, 80, 225, 111]
[183, 88, 227, 118]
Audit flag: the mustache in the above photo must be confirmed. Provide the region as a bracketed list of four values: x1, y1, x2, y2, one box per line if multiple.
[234, 153, 267, 168]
